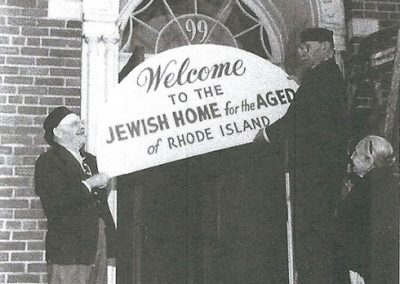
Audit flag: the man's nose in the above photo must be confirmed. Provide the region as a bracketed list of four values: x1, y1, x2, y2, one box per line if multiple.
[297, 46, 306, 54]
[297, 51, 308, 59]
[79, 120, 86, 132]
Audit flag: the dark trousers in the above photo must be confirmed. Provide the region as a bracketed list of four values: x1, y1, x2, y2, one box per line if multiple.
[47, 219, 108, 284]
[292, 166, 342, 284]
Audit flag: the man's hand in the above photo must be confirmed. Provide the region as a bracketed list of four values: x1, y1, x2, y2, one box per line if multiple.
[107, 258, 116, 267]
[287, 75, 300, 85]
[340, 178, 354, 199]
[84, 173, 110, 189]
[253, 128, 267, 143]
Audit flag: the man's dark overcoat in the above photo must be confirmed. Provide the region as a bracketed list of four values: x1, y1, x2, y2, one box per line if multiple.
[266, 58, 348, 283]
[336, 167, 399, 283]
[34, 144, 117, 264]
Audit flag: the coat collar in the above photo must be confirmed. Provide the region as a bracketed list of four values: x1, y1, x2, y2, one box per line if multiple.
[53, 144, 86, 179]
[302, 58, 335, 82]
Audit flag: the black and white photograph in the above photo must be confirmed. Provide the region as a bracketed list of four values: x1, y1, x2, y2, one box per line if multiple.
[0, 0, 399, 283]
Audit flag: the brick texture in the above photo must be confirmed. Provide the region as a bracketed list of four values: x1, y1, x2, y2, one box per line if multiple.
[345, 0, 400, 113]
[345, 0, 400, 27]
[0, 0, 399, 283]
[0, 0, 82, 282]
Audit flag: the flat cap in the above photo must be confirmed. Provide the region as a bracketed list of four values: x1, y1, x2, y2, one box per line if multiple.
[43, 106, 73, 145]
[300, 27, 334, 44]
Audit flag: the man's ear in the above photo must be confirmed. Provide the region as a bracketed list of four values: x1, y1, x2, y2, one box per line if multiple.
[52, 126, 62, 140]
[365, 154, 375, 171]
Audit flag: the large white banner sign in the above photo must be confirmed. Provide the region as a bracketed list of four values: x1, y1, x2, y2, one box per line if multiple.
[97, 45, 298, 177]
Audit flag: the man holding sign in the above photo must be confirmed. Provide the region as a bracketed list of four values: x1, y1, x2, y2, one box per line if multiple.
[255, 28, 348, 283]
[34, 107, 117, 284]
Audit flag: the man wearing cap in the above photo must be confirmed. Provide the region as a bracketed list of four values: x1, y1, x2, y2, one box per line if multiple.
[34, 107, 117, 284]
[255, 28, 348, 283]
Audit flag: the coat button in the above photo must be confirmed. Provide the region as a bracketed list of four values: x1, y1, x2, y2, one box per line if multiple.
[93, 191, 98, 195]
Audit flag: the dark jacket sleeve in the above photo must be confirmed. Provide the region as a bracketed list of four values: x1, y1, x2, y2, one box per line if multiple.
[264, 99, 296, 143]
[264, 60, 348, 166]
[34, 154, 92, 213]
[84, 153, 119, 258]
[266, 62, 346, 144]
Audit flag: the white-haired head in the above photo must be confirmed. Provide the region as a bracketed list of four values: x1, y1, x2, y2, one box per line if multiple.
[351, 135, 395, 177]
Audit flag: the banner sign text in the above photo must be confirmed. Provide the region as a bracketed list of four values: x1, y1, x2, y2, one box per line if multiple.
[97, 45, 298, 177]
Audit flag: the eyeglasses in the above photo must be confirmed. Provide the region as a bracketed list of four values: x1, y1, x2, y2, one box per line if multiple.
[297, 42, 321, 53]
[297, 44, 311, 53]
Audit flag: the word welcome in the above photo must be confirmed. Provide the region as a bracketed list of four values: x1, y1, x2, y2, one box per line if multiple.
[137, 57, 246, 93]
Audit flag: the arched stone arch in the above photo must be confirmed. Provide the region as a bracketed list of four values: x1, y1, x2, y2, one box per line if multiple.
[117, 0, 346, 68]
[241, 0, 287, 65]
[80, 2, 348, 283]
[117, 0, 288, 65]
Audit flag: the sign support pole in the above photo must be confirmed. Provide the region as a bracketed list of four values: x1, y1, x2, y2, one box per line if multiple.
[286, 171, 296, 284]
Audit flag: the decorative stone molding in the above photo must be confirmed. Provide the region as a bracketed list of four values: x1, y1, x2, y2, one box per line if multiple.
[81, 30, 120, 153]
[243, 0, 287, 65]
[315, 0, 346, 52]
[81, 0, 120, 153]
[117, 0, 286, 65]
[81, 4, 120, 272]
[118, 0, 143, 33]
[83, 0, 119, 23]
[318, 0, 344, 25]
[312, 0, 346, 73]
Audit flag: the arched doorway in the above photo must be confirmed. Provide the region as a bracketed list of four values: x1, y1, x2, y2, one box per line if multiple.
[118, 0, 286, 76]
[80, 1, 347, 282]
[116, 1, 289, 283]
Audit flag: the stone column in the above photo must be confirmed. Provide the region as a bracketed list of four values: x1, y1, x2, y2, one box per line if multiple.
[81, 17, 119, 152]
[81, 1, 119, 283]
[316, 0, 346, 73]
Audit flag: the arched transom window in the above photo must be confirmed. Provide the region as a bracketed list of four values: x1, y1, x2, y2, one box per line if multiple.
[120, 0, 282, 63]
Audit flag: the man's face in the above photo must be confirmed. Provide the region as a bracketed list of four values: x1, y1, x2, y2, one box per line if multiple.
[55, 113, 86, 149]
[297, 41, 325, 68]
[351, 140, 373, 176]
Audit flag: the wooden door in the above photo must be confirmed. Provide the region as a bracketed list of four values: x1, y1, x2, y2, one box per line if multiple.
[117, 143, 289, 284]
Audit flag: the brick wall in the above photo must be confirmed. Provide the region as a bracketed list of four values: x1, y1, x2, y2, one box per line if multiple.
[0, 0, 82, 282]
[344, 0, 399, 118]
[345, 0, 400, 28]
[0, 0, 399, 283]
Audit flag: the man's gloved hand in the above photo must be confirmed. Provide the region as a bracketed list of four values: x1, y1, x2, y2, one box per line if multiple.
[84, 173, 110, 189]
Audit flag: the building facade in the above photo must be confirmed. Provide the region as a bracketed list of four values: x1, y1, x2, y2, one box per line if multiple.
[0, 0, 399, 283]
